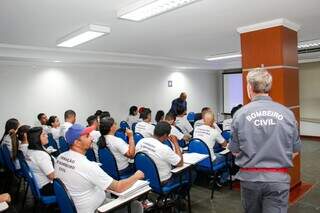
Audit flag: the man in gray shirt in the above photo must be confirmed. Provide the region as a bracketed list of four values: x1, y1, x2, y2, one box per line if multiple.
[229, 68, 301, 213]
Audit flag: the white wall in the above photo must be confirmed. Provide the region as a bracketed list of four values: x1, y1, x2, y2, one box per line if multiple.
[0, 62, 220, 134]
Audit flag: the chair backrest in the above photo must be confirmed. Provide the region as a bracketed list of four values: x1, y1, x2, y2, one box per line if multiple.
[120, 121, 130, 130]
[163, 139, 173, 150]
[47, 133, 59, 150]
[187, 112, 195, 122]
[1, 144, 16, 172]
[131, 122, 137, 133]
[221, 130, 231, 141]
[134, 152, 162, 193]
[85, 148, 96, 162]
[59, 137, 69, 153]
[115, 129, 128, 143]
[133, 132, 144, 145]
[20, 159, 41, 200]
[53, 178, 77, 213]
[188, 138, 212, 169]
[98, 148, 120, 180]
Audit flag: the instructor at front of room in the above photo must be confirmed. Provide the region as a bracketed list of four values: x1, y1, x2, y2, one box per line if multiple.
[169, 92, 187, 116]
[229, 68, 301, 213]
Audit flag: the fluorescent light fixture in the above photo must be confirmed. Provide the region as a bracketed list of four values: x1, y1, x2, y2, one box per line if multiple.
[206, 53, 242, 61]
[118, 0, 202, 21]
[57, 24, 111, 47]
[298, 39, 320, 49]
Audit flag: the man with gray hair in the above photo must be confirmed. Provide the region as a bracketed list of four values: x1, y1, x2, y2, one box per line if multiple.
[229, 68, 301, 213]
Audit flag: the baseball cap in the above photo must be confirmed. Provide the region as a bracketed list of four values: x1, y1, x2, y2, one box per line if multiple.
[65, 124, 94, 145]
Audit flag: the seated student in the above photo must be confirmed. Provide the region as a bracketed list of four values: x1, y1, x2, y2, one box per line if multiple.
[98, 117, 135, 175]
[94, 110, 103, 122]
[222, 104, 243, 131]
[136, 121, 183, 183]
[86, 115, 101, 161]
[0, 118, 20, 168]
[135, 108, 154, 138]
[193, 111, 227, 162]
[155, 110, 165, 124]
[165, 112, 191, 143]
[17, 125, 31, 157]
[126, 106, 140, 128]
[194, 107, 223, 132]
[100, 111, 111, 119]
[26, 127, 55, 195]
[48, 116, 63, 144]
[37, 113, 50, 134]
[61, 110, 76, 137]
[55, 124, 144, 213]
[175, 107, 193, 136]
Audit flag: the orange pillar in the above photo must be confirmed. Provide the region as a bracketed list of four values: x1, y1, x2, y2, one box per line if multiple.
[238, 19, 301, 188]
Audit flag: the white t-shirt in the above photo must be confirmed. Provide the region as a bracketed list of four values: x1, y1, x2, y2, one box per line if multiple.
[55, 150, 113, 213]
[25, 149, 54, 188]
[135, 138, 180, 182]
[50, 127, 62, 142]
[170, 125, 184, 140]
[42, 125, 50, 134]
[135, 121, 155, 138]
[19, 143, 28, 157]
[194, 119, 222, 133]
[90, 130, 101, 162]
[126, 115, 140, 128]
[61, 122, 73, 137]
[193, 125, 225, 161]
[223, 118, 232, 131]
[105, 135, 130, 170]
[175, 116, 193, 134]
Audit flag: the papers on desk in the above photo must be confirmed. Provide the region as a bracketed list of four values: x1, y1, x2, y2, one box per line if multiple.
[108, 180, 149, 198]
[46, 146, 57, 154]
[183, 153, 209, 165]
[0, 202, 9, 212]
[219, 148, 230, 155]
[171, 163, 191, 173]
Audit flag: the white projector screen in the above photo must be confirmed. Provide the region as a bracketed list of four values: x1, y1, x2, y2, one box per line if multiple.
[223, 73, 243, 113]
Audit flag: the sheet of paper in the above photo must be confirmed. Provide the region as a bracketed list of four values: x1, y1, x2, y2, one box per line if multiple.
[108, 180, 149, 198]
[183, 153, 209, 164]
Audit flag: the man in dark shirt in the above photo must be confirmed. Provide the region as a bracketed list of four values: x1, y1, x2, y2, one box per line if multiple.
[170, 92, 187, 116]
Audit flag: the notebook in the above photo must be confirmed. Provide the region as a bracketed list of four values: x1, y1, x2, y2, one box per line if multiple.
[183, 153, 209, 164]
[0, 202, 9, 211]
[108, 180, 150, 198]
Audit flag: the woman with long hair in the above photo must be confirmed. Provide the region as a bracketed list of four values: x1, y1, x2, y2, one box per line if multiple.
[26, 127, 55, 195]
[0, 118, 20, 164]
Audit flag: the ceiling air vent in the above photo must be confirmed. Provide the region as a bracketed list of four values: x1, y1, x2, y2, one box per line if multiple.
[298, 39, 320, 54]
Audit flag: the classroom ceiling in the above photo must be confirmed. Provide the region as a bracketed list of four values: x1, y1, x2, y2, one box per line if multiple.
[0, 0, 320, 69]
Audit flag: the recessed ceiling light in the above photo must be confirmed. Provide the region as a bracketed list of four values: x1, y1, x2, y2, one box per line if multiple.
[206, 53, 242, 61]
[57, 24, 111, 47]
[53, 60, 61, 63]
[118, 0, 203, 22]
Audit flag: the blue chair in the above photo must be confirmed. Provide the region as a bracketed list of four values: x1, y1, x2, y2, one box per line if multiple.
[47, 133, 59, 150]
[85, 148, 96, 162]
[135, 152, 184, 208]
[221, 130, 231, 141]
[1, 144, 17, 173]
[120, 121, 130, 130]
[187, 112, 195, 122]
[188, 138, 227, 199]
[98, 148, 130, 180]
[133, 132, 144, 144]
[163, 139, 173, 150]
[53, 178, 77, 213]
[132, 122, 137, 132]
[59, 137, 69, 153]
[115, 129, 128, 143]
[20, 159, 56, 211]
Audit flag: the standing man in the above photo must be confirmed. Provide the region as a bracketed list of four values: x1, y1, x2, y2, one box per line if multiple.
[170, 92, 187, 116]
[229, 69, 301, 213]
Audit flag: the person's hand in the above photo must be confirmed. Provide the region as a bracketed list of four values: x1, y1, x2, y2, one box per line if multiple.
[0, 193, 11, 203]
[125, 128, 133, 137]
[168, 135, 178, 144]
[134, 170, 145, 180]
